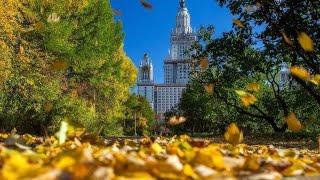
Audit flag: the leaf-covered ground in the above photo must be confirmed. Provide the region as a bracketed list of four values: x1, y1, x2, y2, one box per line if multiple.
[0, 131, 319, 179]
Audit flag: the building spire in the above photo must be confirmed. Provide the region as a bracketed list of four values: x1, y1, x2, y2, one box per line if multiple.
[180, 0, 186, 8]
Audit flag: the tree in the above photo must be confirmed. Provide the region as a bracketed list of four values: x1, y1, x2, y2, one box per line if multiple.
[175, 27, 320, 133]
[216, 0, 320, 105]
[0, 0, 137, 135]
[123, 94, 155, 136]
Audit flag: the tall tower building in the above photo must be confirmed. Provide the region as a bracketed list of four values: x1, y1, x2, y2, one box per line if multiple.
[137, 0, 196, 120]
[137, 53, 155, 109]
[164, 0, 197, 84]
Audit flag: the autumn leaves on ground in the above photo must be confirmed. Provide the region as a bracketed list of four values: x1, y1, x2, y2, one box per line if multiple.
[1, 0, 320, 179]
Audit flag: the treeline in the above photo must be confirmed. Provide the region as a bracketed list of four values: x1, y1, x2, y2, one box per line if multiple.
[166, 0, 320, 135]
[0, 0, 152, 136]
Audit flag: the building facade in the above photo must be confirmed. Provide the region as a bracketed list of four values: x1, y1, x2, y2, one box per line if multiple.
[137, 0, 196, 120]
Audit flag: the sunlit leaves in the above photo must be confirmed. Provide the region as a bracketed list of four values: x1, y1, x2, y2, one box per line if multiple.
[224, 123, 243, 145]
[298, 32, 314, 52]
[168, 116, 186, 126]
[290, 66, 310, 81]
[233, 19, 245, 28]
[285, 112, 303, 132]
[140, 0, 153, 9]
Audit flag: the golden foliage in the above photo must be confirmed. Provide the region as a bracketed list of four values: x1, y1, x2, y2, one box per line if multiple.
[224, 123, 243, 145]
[0, 132, 319, 179]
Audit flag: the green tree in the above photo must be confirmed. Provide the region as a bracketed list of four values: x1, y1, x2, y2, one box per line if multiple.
[0, 0, 137, 135]
[216, 0, 320, 105]
[174, 27, 319, 134]
[123, 94, 155, 136]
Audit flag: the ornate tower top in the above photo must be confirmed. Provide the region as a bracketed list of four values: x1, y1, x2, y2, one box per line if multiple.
[175, 0, 192, 35]
[140, 53, 152, 67]
[138, 53, 154, 84]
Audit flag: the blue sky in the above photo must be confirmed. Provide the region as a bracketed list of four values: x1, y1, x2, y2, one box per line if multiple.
[111, 0, 234, 83]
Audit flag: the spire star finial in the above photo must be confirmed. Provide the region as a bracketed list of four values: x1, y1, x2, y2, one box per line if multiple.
[180, 0, 186, 8]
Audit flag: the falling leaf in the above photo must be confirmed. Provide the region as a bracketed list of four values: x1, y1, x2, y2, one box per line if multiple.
[233, 19, 245, 28]
[199, 58, 209, 70]
[56, 121, 68, 144]
[204, 83, 214, 94]
[236, 90, 257, 107]
[281, 32, 293, 46]
[290, 66, 310, 80]
[240, 93, 257, 107]
[298, 32, 314, 52]
[140, 0, 153, 9]
[285, 112, 303, 132]
[224, 123, 244, 145]
[50, 60, 68, 71]
[168, 116, 186, 126]
[247, 82, 260, 92]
